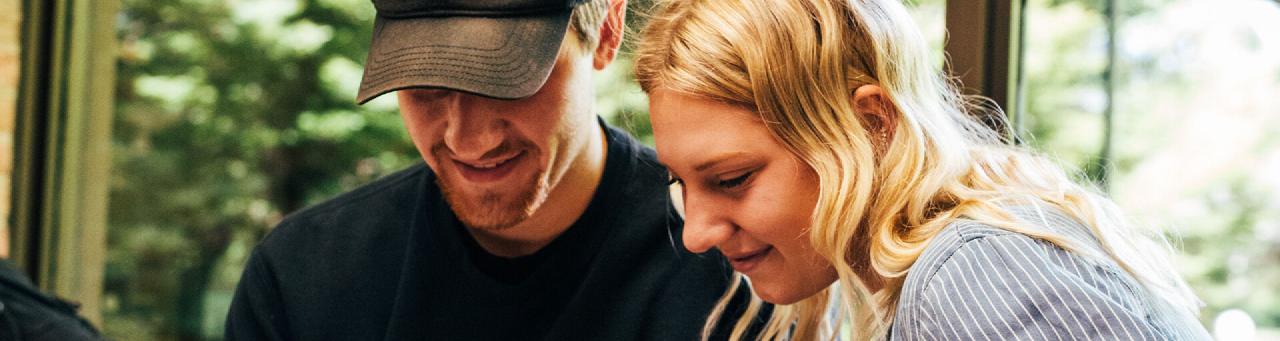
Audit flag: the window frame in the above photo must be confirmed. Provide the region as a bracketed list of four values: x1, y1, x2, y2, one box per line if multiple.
[11, 0, 118, 327]
[944, 0, 1028, 142]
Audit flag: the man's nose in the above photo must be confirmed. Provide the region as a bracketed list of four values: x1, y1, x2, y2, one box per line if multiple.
[442, 96, 505, 160]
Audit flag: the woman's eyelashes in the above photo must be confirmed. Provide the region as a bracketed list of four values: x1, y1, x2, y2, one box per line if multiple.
[716, 169, 756, 190]
[667, 168, 758, 191]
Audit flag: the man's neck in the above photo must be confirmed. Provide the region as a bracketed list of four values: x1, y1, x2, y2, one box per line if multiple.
[467, 124, 609, 258]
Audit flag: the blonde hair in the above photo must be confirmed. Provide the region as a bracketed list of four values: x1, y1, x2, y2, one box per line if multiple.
[634, 0, 1202, 339]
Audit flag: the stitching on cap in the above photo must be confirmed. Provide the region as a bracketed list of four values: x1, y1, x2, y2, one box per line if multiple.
[359, 70, 528, 94]
[362, 65, 532, 86]
[363, 54, 526, 80]
[372, 20, 527, 61]
[365, 56, 524, 79]
[375, 48, 524, 67]
[373, 35, 519, 61]
[362, 58, 533, 84]
[360, 65, 536, 90]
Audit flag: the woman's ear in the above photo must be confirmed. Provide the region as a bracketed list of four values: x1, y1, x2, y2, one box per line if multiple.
[853, 84, 897, 153]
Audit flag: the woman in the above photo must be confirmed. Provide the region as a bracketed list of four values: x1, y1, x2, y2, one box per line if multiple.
[634, 0, 1212, 339]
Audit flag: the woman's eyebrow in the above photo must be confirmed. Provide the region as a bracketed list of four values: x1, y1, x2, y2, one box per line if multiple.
[693, 151, 750, 172]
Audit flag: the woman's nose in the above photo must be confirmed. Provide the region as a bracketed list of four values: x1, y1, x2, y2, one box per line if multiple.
[681, 194, 734, 254]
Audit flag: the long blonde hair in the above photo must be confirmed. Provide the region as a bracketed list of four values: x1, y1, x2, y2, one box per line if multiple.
[633, 0, 1202, 339]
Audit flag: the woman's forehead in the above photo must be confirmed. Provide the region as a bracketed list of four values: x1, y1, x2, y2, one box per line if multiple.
[650, 89, 776, 171]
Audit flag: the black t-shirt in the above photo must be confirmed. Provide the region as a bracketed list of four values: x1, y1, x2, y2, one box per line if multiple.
[0, 261, 102, 341]
[225, 123, 750, 340]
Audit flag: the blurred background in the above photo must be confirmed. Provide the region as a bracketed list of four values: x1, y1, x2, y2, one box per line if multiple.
[1, 0, 1277, 340]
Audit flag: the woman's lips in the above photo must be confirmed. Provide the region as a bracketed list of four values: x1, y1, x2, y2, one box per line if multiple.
[726, 246, 773, 273]
[453, 151, 525, 183]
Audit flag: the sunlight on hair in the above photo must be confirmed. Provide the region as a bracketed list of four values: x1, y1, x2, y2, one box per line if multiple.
[635, 0, 1206, 339]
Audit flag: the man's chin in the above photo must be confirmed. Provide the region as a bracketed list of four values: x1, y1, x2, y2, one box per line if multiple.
[434, 160, 552, 231]
[438, 182, 551, 231]
[456, 207, 528, 231]
[439, 191, 523, 229]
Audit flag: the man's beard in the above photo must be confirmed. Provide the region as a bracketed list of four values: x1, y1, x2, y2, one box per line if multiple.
[433, 144, 553, 231]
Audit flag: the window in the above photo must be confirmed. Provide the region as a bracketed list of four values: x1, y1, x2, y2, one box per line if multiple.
[75, 0, 1274, 339]
[105, 0, 414, 339]
[1023, 0, 1280, 337]
[10, 0, 115, 328]
[1, 0, 20, 260]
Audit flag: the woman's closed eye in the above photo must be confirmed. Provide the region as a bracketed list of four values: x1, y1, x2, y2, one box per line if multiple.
[716, 170, 756, 189]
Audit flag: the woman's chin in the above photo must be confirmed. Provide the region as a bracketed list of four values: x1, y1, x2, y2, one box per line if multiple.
[749, 278, 828, 305]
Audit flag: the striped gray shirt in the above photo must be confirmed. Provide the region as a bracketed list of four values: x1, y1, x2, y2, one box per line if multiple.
[888, 208, 1211, 340]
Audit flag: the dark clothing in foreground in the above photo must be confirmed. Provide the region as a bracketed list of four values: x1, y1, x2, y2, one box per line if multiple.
[0, 261, 102, 341]
[226, 124, 744, 340]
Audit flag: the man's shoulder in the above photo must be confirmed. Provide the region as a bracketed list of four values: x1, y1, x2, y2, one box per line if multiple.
[230, 165, 432, 339]
[256, 163, 432, 257]
[594, 124, 727, 282]
[601, 124, 669, 196]
[287, 163, 430, 220]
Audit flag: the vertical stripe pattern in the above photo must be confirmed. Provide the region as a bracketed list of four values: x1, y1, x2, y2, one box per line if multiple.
[889, 208, 1211, 340]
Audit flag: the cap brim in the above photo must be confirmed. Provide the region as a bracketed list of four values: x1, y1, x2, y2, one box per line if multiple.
[357, 12, 571, 104]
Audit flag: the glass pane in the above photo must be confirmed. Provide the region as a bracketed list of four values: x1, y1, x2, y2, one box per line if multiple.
[105, 0, 416, 339]
[0, 0, 20, 260]
[1022, 0, 1108, 168]
[1023, 0, 1280, 338]
[907, 0, 949, 69]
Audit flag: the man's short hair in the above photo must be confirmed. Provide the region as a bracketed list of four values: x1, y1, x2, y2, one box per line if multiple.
[567, 0, 612, 52]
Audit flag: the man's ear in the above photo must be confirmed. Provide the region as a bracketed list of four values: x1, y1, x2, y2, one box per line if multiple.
[593, 0, 627, 70]
[852, 84, 897, 150]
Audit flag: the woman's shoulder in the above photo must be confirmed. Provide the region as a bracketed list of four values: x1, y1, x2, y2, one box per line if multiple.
[903, 206, 1114, 293]
[889, 211, 1203, 340]
[904, 220, 1041, 289]
[896, 219, 1115, 313]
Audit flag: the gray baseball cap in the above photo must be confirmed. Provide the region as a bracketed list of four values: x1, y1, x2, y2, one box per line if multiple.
[357, 0, 588, 104]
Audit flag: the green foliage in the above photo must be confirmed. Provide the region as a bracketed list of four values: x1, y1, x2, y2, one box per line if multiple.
[597, 57, 653, 145]
[108, 0, 416, 339]
[1022, 0, 1280, 332]
[1177, 178, 1280, 327]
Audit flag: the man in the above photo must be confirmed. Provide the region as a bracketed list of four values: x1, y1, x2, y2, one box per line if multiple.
[225, 0, 743, 339]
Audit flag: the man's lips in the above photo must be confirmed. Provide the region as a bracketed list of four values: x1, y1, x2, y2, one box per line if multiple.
[455, 152, 520, 169]
[725, 246, 773, 273]
[451, 151, 526, 183]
